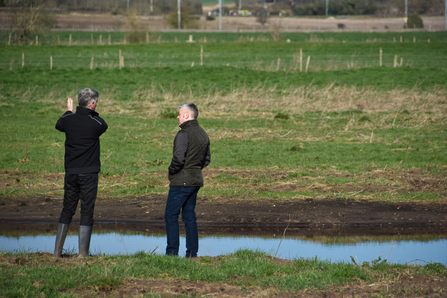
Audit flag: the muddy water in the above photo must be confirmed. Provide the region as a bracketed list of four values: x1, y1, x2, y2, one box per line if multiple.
[1, 224, 446, 265]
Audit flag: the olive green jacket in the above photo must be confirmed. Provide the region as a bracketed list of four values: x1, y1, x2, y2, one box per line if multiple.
[168, 119, 211, 187]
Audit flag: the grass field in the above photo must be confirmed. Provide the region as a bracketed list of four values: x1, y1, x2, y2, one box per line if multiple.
[201, 0, 234, 6]
[0, 31, 446, 202]
[1, 32, 446, 71]
[0, 31, 446, 297]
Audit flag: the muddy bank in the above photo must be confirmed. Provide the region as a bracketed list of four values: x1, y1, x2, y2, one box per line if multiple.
[1, 195, 446, 236]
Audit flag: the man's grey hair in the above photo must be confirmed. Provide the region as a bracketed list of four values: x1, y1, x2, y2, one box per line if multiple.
[179, 103, 199, 119]
[78, 88, 99, 108]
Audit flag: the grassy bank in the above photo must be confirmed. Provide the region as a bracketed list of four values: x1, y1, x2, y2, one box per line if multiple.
[1, 250, 446, 297]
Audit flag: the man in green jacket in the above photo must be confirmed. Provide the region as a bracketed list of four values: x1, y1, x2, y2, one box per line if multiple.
[165, 103, 211, 258]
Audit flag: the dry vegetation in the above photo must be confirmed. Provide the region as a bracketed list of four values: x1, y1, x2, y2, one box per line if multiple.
[99, 84, 447, 120]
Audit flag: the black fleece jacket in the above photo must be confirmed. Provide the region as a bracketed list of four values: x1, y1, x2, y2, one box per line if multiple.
[56, 106, 108, 174]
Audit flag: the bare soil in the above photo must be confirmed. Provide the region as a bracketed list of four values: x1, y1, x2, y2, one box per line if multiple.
[1, 190, 447, 237]
[0, 10, 445, 32]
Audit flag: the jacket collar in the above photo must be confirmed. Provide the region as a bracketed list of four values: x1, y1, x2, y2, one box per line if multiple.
[76, 106, 98, 116]
[180, 119, 198, 129]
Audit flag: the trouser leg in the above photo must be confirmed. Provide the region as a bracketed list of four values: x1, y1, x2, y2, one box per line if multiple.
[53, 223, 70, 258]
[164, 187, 182, 256]
[58, 173, 80, 225]
[78, 173, 98, 226]
[182, 187, 200, 258]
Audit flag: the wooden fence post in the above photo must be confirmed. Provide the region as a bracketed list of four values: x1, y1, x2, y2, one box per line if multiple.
[277, 58, 281, 71]
[69, 34, 72, 45]
[305, 56, 311, 72]
[379, 47, 382, 67]
[90, 57, 94, 70]
[22, 52, 25, 67]
[200, 45, 203, 66]
[300, 48, 303, 72]
[119, 50, 122, 69]
[50, 56, 53, 70]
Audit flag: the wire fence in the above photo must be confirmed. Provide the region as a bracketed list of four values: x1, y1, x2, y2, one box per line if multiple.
[2, 48, 446, 72]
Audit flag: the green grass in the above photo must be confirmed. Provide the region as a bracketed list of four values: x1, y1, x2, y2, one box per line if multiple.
[0, 37, 446, 202]
[201, 0, 234, 6]
[1, 31, 447, 45]
[1, 33, 447, 71]
[1, 250, 446, 297]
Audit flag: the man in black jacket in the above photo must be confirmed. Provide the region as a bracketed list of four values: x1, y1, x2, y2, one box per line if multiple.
[165, 103, 210, 258]
[54, 88, 108, 258]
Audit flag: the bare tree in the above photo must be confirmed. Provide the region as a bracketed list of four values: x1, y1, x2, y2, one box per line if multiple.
[9, 0, 56, 44]
[257, 7, 269, 26]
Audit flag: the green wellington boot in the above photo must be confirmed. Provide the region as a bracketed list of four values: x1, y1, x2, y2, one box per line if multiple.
[78, 225, 93, 258]
[54, 223, 70, 258]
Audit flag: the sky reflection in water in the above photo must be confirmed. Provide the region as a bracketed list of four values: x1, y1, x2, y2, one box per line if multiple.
[1, 233, 446, 265]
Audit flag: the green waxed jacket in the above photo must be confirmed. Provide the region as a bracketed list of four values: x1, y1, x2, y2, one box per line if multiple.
[168, 119, 211, 187]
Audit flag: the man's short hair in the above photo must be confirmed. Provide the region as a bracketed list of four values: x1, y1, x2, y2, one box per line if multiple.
[78, 88, 99, 108]
[179, 103, 199, 119]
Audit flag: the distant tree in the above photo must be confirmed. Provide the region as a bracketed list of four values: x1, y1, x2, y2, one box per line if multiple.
[154, 0, 202, 15]
[9, 0, 56, 44]
[406, 13, 423, 28]
[165, 4, 198, 29]
[257, 8, 269, 26]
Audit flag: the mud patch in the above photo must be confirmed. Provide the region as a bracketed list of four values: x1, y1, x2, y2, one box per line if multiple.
[97, 274, 447, 298]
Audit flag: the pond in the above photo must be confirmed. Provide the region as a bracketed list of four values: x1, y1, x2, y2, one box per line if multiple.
[1, 223, 446, 265]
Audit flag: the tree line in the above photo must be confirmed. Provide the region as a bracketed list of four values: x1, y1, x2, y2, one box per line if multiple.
[2, 0, 444, 16]
[0, 0, 202, 15]
[287, 0, 444, 16]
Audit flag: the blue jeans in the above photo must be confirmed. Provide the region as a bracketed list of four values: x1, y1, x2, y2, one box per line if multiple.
[164, 186, 200, 257]
[59, 173, 98, 226]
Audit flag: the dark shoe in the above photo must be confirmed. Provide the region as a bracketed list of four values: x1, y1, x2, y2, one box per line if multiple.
[54, 223, 69, 258]
[78, 225, 93, 258]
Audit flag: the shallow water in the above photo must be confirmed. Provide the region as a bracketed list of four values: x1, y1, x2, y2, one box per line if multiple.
[1, 231, 446, 265]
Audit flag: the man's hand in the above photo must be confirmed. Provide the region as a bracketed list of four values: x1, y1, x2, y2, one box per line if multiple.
[67, 97, 73, 112]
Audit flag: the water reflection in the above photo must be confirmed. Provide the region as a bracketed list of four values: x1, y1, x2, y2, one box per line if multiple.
[1, 232, 446, 265]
